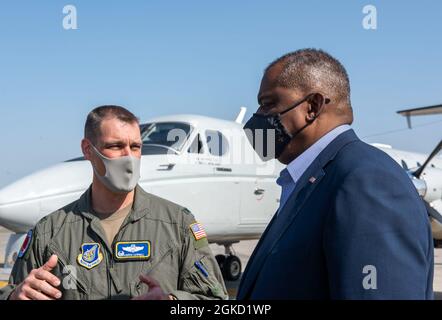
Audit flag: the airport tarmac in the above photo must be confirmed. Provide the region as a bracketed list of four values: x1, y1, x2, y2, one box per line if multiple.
[1, 226, 441, 299]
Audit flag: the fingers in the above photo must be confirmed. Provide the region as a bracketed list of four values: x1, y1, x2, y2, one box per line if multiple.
[139, 274, 160, 288]
[28, 277, 62, 299]
[9, 287, 30, 300]
[22, 285, 53, 301]
[10, 255, 62, 300]
[34, 268, 61, 288]
[42, 254, 58, 272]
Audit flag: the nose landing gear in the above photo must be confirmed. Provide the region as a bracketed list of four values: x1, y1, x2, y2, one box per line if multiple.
[215, 243, 242, 281]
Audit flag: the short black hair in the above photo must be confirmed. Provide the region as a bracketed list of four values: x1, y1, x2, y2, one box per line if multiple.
[266, 48, 351, 109]
[84, 105, 139, 144]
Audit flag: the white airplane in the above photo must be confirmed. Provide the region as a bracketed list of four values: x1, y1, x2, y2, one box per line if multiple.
[0, 106, 441, 281]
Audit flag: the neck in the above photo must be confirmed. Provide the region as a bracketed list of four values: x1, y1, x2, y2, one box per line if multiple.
[91, 176, 135, 214]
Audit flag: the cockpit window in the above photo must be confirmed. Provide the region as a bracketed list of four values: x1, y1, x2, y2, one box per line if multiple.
[188, 134, 204, 154]
[205, 130, 229, 156]
[141, 122, 192, 155]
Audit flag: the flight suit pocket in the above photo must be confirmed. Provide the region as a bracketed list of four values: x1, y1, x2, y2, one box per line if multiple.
[129, 243, 176, 298]
[129, 280, 143, 298]
[183, 255, 225, 298]
[45, 242, 89, 299]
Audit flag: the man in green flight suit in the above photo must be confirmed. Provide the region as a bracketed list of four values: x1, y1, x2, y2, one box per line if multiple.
[0, 105, 228, 300]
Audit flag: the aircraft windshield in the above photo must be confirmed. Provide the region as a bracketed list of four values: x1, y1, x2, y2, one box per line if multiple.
[141, 122, 192, 155]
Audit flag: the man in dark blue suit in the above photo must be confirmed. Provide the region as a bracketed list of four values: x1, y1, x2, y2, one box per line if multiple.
[239, 49, 434, 299]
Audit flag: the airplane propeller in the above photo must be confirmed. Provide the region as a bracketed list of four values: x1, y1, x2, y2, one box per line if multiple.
[424, 201, 442, 225]
[413, 140, 442, 179]
[410, 139, 442, 224]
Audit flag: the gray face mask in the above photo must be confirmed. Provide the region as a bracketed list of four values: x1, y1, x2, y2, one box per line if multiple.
[91, 145, 141, 193]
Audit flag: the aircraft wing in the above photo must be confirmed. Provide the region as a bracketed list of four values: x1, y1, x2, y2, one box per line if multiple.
[397, 104, 442, 128]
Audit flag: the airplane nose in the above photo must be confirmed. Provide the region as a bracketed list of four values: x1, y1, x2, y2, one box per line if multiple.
[0, 180, 42, 233]
[0, 160, 92, 233]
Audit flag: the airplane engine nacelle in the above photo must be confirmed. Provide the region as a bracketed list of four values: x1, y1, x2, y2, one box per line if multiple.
[421, 168, 442, 203]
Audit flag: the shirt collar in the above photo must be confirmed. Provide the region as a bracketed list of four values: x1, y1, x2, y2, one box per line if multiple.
[78, 184, 150, 222]
[283, 124, 351, 184]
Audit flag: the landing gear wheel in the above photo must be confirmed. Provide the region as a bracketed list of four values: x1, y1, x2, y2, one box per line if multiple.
[223, 255, 242, 281]
[215, 254, 226, 271]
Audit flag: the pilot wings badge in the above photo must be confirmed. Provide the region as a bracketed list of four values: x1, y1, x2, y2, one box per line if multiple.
[115, 241, 151, 261]
[77, 243, 103, 269]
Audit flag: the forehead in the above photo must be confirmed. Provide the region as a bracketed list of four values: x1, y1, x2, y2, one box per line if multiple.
[98, 117, 141, 141]
[259, 63, 302, 102]
[258, 63, 293, 102]
[260, 63, 284, 93]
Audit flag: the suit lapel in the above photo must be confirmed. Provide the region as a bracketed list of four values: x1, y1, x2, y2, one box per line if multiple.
[237, 161, 325, 298]
[237, 211, 278, 297]
[265, 162, 325, 253]
[237, 129, 360, 299]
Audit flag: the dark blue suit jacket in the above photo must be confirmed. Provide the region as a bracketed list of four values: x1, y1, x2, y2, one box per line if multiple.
[237, 129, 434, 300]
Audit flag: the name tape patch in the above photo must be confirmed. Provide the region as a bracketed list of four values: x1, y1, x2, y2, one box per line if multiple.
[115, 241, 151, 260]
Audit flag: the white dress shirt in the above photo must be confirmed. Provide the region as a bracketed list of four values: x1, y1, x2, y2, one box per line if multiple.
[276, 124, 351, 215]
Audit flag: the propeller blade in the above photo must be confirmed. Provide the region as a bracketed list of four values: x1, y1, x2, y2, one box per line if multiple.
[413, 140, 442, 178]
[424, 201, 442, 225]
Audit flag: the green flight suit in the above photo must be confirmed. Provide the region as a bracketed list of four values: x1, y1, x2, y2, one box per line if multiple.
[0, 185, 228, 300]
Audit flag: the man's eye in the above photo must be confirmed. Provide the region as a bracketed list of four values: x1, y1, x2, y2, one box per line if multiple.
[258, 104, 273, 114]
[261, 103, 274, 110]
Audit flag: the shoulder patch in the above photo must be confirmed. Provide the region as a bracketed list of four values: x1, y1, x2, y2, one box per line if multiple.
[190, 222, 207, 241]
[18, 229, 33, 259]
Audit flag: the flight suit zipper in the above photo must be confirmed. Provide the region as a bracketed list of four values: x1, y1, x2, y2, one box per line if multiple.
[107, 250, 113, 299]
[47, 244, 88, 297]
[57, 256, 88, 295]
[107, 217, 132, 299]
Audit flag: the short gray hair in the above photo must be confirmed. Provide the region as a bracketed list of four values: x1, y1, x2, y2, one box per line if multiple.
[266, 48, 351, 109]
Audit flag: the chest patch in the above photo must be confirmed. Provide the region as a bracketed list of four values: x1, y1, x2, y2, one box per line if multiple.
[114, 241, 151, 261]
[77, 243, 103, 269]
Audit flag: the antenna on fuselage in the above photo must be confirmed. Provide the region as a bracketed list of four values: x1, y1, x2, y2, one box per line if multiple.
[235, 107, 247, 124]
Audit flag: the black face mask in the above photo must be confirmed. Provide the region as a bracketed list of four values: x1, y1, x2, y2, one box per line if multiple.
[243, 94, 313, 161]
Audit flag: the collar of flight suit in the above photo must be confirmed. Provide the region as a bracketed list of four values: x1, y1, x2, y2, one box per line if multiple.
[77, 184, 151, 223]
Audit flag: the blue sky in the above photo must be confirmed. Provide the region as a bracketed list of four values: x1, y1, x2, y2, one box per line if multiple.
[0, 0, 441, 188]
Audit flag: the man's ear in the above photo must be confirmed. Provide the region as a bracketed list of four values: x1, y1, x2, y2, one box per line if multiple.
[81, 139, 92, 161]
[306, 93, 325, 122]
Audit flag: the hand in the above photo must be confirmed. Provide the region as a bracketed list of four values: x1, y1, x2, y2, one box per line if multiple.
[9, 254, 62, 300]
[132, 274, 171, 300]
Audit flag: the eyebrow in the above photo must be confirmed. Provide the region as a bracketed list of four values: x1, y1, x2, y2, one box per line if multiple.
[103, 140, 142, 146]
[257, 93, 275, 105]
